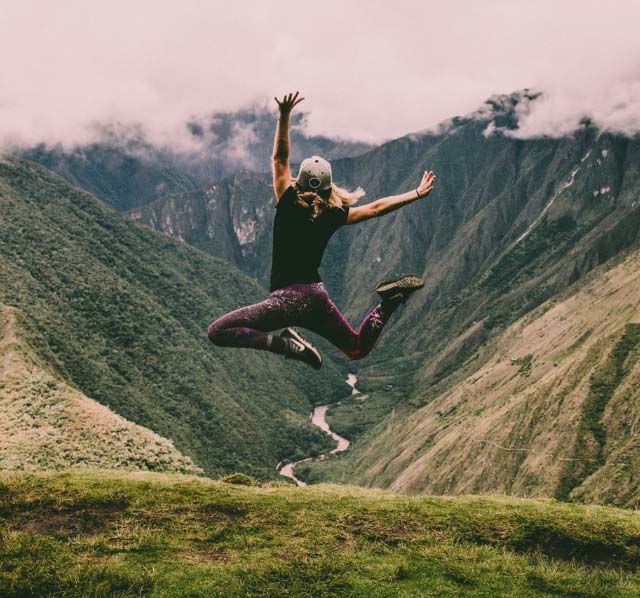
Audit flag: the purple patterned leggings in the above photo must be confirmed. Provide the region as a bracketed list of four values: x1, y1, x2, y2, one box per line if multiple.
[207, 282, 396, 360]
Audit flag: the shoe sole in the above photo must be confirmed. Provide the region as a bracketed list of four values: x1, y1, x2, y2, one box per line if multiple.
[282, 327, 323, 369]
[376, 275, 424, 295]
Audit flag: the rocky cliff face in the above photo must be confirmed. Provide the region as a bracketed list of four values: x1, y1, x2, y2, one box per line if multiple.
[126, 170, 276, 288]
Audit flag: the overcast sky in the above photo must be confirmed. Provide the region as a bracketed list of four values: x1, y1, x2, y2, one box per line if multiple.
[2, 0, 640, 148]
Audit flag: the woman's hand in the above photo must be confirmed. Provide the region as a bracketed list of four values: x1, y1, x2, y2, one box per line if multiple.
[274, 91, 304, 116]
[348, 170, 437, 224]
[416, 170, 436, 198]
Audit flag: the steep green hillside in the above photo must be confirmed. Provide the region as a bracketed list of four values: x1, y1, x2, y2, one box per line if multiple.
[0, 305, 200, 474]
[1, 470, 639, 597]
[0, 157, 348, 479]
[300, 242, 640, 507]
[23, 142, 200, 212]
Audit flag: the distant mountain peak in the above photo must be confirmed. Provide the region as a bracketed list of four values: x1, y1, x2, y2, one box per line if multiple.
[406, 89, 544, 141]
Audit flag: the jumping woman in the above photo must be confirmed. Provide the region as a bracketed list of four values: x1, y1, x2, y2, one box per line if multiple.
[207, 91, 436, 369]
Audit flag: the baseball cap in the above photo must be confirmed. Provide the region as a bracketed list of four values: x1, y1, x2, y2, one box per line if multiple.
[295, 156, 332, 193]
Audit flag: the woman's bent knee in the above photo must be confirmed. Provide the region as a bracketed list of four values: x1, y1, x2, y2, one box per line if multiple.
[207, 320, 224, 344]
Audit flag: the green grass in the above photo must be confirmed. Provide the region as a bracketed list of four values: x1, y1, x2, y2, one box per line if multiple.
[1, 470, 639, 597]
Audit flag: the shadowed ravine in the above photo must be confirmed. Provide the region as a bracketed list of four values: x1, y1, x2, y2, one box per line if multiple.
[278, 373, 361, 486]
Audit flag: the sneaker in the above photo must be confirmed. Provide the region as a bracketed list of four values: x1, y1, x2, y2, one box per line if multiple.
[375, 274, 424, 305]
[280, 327, 323, 370]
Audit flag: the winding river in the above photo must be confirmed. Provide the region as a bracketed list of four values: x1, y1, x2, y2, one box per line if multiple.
[277, 373, 362, 486]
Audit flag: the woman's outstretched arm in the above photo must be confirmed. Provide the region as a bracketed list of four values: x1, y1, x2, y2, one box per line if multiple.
[272, 91, 304, 200]
[345, 170, 436, 225]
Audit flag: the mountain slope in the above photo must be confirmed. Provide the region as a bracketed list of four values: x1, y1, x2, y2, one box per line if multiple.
[338, 101, 640, 366]
[0, 305, 201, 474]
[2, 469, 639, 597]
[0, 156, 347, 479]
[302, 242, 640, 507]
[23, 141, 201, 212]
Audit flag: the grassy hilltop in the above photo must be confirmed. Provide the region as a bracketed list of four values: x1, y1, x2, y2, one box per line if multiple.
[1, 470, 640, 597]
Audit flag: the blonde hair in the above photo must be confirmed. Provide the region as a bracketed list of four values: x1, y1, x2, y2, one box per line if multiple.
[291, 179, 366, 220]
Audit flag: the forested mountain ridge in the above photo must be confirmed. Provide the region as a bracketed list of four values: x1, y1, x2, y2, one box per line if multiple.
[0, 156, 348, 478]
[22, 106, 374, 212]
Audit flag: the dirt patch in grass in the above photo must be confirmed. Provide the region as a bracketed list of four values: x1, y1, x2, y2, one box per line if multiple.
[7, 499, 128, 537]
[337, 511, 431, 547]
[177, 546, 232, 563]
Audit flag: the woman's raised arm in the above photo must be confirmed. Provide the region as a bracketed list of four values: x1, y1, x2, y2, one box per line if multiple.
[346, 171, 436, 225]
[272, 91, 304, 200]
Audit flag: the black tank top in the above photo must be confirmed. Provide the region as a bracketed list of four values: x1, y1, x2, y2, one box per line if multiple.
[269, 186, 350, 292]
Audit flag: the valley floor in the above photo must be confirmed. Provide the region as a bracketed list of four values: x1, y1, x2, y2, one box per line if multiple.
[1, 470, 639, 597]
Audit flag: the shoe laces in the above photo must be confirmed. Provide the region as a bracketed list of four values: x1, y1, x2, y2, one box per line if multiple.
[287, 338, 306, 354]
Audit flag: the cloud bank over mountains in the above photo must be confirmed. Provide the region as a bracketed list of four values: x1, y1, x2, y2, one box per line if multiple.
[2, 0, 640, 150]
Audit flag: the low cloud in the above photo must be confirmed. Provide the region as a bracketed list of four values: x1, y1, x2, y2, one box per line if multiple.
[2, 0, 640, 150]
[512, 77, 640, 138]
